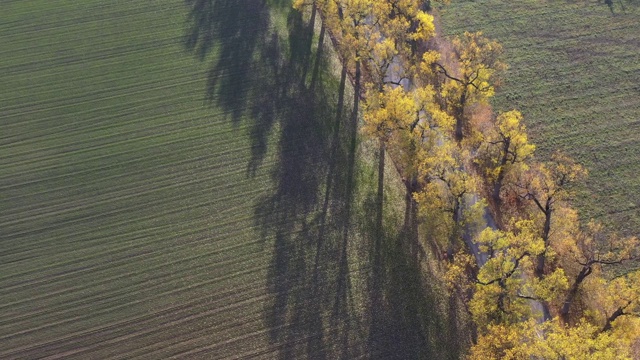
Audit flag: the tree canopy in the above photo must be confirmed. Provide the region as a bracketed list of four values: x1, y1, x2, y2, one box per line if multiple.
[292, 0, 640, 357]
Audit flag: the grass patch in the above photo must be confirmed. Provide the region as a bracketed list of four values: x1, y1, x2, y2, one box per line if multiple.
[440, 0, 640, 235]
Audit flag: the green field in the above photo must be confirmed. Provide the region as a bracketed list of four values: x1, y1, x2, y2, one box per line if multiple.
[1, 1, 466, 358]
[441, 0, 640, 235]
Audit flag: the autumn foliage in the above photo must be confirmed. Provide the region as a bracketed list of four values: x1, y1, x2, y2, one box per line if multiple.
[293, 0, 640, 357]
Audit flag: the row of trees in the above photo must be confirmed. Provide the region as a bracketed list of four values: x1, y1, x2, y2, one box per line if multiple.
[293, 0, 640, 357]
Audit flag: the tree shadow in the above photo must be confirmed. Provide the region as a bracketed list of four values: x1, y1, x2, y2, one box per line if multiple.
[253, 38, 362, 360]
[185, 1, 470, 358]
[365, 183, 472, 360]
[593, 0, 639, 13]
[184, 0, 282, 177]
[184, 0, 269, 122]
[604, 0, 618, 14]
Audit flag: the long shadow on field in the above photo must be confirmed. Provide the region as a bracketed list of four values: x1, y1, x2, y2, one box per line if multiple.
[366, 183, 472, 359]
[185, 2, 468, 358]
[184, 0, 292, 176]
[184, 0, 268, 125]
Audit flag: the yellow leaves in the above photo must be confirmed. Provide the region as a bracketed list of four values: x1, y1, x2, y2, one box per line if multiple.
[540, 319, 631, 360]
[418, 140, 455, 175]
[513, 152, 588, 219]
[411, 11, 436, 41]
[362, 83, 455, 147]
[416, 139, 478, 204]
[362, 85, 417, 141]
[315, 0, 438, 78]
[428, 103, 456, 131]
[496, 110, 536, 161]
[469, 282, 511, 326]
[414, 84, 456, 131]
[372, 37, 396, 64]
[477, 220, 544, 258]
[470, 318, 635, 360]
[608, 315, 640, 348]
[521, 152, 587, 207]
[498, 110, 521, 130]
[412, 83, 436, 106]
[469, 221, 549, 327]
[374, 0, 436, 45]
[468, 319, 538, 360]
[296, 3, 636, 355]
[419, 50, 441, 76]
[475, 109, 535, 203]
[580, 270, 640, 353]
[548, 206, 580, 255]
[609, 270, 640, 303]
[524, 267, 569, 303]
[440, 79, 463, 104]
[342, 0, 371, 20]
[600, 269, 640, 322]
[292, 0, 306, 11]
[548, 151, 588, 185]
[433, 31, 506, 143]
[573, 221, 639, 269]
[444, 251, 475, 291]
[455, 31, 507, 76]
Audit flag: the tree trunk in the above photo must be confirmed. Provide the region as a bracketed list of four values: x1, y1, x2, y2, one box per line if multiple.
[540, 300, 552, 322]
[535, 206, 552, 278]
[454, 91, 467, 142]
[353, 59, 361, 115]
[300, 2, 317, 84]
[492, 138, 511, 212]
[560, 265, 592, 322]
[534, 253, 546, 279]
[448, 197, 461, 260]
[491, 174, 503, 211]
[602, 306, 626, 332]
[542, 203, 551, 244]
[454, 110, 464, 143]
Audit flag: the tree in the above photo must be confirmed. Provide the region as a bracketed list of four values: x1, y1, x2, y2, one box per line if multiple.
[469, 220, 545, 328]
[370, 0, 436, 85]
[469, 318, 635, 360]
[421, 31, 506, 142]
[362, 83, 454, 184]
[477, 110, 535, 216]
[557, 221, 639, 323]
[515, 152, 587, 278]
[599, 270, 640, 333]
[293, 3, 640, 357]
[362, 85, 417, 141]
[415, 140, 479, 258]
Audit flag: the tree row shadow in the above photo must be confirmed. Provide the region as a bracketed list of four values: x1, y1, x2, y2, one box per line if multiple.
[184, 1, 470, 358]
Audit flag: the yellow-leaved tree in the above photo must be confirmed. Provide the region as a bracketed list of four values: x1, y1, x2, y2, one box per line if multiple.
[515, 152, 587, 279]
[414, 140, 479, 258]
[362, 80, 456, 190]
[421, 31, 506, 142]
[469, 220, 545, 328]
[477, 110, 535, 217]
[469, 318, 635, 360]
[556, 221, 639, 324]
